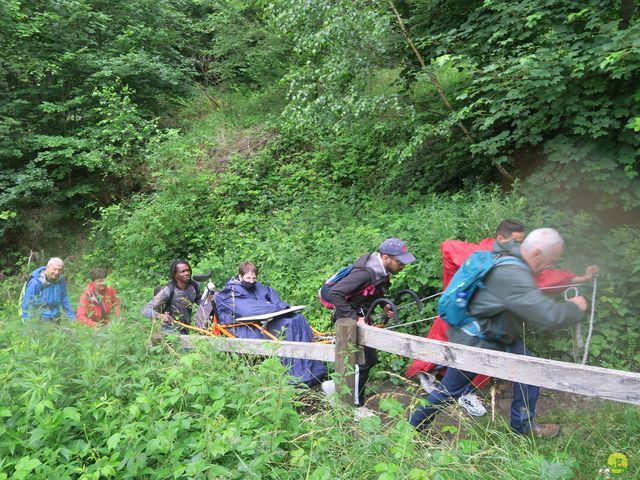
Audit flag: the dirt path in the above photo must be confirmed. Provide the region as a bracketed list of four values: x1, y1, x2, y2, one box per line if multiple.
[365, 376, 601, 432]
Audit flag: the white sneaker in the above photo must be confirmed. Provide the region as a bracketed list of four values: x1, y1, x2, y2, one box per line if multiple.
[354, 406, 377, 420]
[320, 380, 336, 396]
[417, 372, 437, 393]
[457, 393, 487, 417]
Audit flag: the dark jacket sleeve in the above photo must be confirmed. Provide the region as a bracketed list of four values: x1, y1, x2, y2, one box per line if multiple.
[142, 286, 171, 319]
[327, 269, 373, 320]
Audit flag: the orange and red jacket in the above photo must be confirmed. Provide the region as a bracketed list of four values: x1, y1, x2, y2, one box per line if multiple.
[76, 282, 121, 327]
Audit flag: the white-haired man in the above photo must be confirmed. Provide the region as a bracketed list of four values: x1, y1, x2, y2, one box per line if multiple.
[409, 228, 587, 438]
[20, 257, 75, 321]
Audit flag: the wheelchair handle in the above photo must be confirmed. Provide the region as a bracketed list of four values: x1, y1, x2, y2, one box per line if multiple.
[394, 289, 423, 312]
[364, 298, 398, 326]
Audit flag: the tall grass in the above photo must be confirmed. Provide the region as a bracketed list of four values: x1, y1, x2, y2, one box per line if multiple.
[0, 317, 637, 479]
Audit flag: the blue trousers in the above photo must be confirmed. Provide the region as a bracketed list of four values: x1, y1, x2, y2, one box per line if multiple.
[409, 341, 540, 434]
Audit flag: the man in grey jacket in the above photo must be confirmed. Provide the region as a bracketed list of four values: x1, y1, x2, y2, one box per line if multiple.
[409, 228, 587, 438]
[325, 238, 416, 412]
[142, 259, 199, 334]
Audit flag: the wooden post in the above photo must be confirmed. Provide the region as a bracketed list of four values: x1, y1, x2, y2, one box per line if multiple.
[335, 318, 358, 405]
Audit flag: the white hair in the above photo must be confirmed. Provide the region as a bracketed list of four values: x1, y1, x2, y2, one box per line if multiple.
[521, 228, 564, 256]
[47, 257, 64, 267]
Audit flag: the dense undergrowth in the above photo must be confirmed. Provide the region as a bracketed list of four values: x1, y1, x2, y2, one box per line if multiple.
[0, 319, 637, 479]
[0, 77, 638, 478]
[76, 87, 640, 373]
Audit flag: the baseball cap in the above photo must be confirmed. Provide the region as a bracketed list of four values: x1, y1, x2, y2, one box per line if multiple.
[378, 237, 416, 265]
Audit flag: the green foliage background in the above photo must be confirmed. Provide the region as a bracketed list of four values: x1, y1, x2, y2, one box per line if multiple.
[1, 0, 638, 370]
[1, 1, 640, 476]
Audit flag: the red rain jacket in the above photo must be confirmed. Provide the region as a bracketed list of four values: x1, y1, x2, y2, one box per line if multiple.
[76, 282, 121, 327]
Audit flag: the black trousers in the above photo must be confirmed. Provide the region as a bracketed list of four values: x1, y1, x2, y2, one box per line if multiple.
[355, 346, 378, 406]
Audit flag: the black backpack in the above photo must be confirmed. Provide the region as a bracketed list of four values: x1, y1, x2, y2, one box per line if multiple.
[153, 280, 201, 315]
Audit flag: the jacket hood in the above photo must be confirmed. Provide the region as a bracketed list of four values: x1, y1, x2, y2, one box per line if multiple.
[31, 266, 50, 286]
[31, 265, 46, 279]
[492, 239, 523, 259]
[31, 265, 64, 286]
[354, 252, 388, 282]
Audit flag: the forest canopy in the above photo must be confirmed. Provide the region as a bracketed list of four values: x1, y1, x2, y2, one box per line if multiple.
[1, 0, 638, 256]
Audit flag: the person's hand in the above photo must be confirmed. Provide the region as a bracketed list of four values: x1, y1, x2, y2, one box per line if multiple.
[356, 316, 367, 326]
[583, 265, 599, 280]
[383, 304, 395, 320]
[568, 295, 588, 312]
[156, 313, 172, 324]
[571, 265, 600, 283]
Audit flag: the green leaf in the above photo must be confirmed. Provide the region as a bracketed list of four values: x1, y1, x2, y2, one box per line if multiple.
[62, 406, 80, 422]
[107, 433, 122, 451]
[13, 456, 42, 480]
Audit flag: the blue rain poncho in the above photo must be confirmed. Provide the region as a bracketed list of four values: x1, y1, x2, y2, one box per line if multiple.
[215, 277, 326, 386]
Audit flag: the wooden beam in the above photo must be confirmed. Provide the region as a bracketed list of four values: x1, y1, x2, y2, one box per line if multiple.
[335, 318, 357, 405]
[357, 325, 640, 406]
[181, 335, 335, 362]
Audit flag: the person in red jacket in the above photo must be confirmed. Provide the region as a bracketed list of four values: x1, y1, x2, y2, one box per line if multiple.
[406, 219, 598, 416]
[76, 268, 121, 327]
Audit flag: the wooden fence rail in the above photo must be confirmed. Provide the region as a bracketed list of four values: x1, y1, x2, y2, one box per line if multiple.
[181, 318, 640, 407]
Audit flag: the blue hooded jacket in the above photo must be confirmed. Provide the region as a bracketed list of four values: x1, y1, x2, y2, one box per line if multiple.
[20, 266, 75, 321]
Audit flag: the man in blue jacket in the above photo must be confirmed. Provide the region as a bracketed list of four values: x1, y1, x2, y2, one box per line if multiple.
[20, 258, 75, 321]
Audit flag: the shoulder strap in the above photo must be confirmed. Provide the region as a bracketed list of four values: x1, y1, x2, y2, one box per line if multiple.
[350, 254, 377, 282]
[166, 283, 175, 314]
[17, 280, 29, 317]
[191, 280, 200, 305]
[93, 292, 108, 320]
[165, 281, 200, 311]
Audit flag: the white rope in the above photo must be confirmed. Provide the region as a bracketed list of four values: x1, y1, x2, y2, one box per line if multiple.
[540, 282, 585, 291]
[580, 276, 598, 365]
[418, 291, 443, 302]
[366, 290, 442, 323]
[574, 322, 584, 350]
[391, 290, 443, 314]
[384, 315, 439, 330]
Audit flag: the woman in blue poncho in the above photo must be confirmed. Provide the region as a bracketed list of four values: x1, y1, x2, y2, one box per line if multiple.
[215, 262, 326, 387]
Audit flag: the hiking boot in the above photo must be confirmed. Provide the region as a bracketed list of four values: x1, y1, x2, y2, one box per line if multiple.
[417, 372, 437, 394]
[457, 393, 487, 417]
[531, 423, 560, 439]
[354, 406, 377, 420]
[320, 380, 336, 396]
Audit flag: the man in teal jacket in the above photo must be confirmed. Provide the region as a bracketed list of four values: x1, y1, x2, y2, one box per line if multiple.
[409, 228, 587, 438]
[20, 258, 75, 321]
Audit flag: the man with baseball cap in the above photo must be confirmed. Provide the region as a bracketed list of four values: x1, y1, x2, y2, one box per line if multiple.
[323, 237, 416, 415]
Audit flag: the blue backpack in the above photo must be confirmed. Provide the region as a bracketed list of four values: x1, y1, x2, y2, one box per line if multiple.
[318, 265, 355, 308]
[437, 251, 526, 328]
